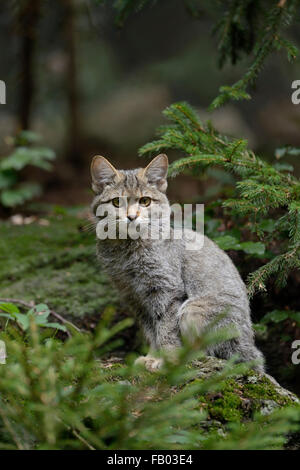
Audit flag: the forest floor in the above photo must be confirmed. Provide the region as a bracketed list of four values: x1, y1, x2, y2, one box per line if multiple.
[0, 207, 138, 348]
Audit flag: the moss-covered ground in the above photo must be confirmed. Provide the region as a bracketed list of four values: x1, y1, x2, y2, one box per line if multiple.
[0, 209, 118, 320]
[101, 357, 299, 447]
[196, 374, 296, 423]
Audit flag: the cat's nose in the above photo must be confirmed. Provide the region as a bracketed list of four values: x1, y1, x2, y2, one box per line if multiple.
[127, 214, 138, 221]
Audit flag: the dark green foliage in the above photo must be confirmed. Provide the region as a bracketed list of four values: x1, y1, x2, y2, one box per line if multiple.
[0, 302, 67, 333]
[0, 318, 299, 450]
[96, 0, 157, 27]
[102, 0, 300, 107]
[261, 309, 300, 326]
[139, 102, 300, 296]
[0, 131, 55, 208]
[210, 0, 300, 108]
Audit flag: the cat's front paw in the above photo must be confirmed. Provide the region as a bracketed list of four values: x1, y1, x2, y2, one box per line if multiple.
[134, 355, 164, 372]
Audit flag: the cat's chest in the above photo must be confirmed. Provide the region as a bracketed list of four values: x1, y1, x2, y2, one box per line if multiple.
[98, 241, 182, 293]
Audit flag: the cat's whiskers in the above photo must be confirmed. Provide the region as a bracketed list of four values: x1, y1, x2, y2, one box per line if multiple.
[81, 214, 98, 233]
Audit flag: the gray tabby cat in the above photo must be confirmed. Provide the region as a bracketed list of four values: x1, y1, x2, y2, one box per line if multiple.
[90, 154, 264, 372]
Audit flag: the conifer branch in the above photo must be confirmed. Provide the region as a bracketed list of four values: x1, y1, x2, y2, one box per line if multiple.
[140, 102, 300, 295]
[101, 0, 300, 108]
[210, 0, 300, 109]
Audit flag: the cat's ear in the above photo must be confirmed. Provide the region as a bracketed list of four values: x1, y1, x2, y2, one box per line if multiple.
[143, 154, 168, 192]
[90, 156, 121, 193]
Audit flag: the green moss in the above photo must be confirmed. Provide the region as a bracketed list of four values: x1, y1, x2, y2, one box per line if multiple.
[209, 392, 243, 421]
[243, 375, 294, 407]
[192, 373, 296, 425]
[197, 379, 244, 422]
[0, 212, 119, 319]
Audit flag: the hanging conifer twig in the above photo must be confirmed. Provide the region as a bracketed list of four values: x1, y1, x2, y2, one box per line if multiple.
[139, 102, 300, 295]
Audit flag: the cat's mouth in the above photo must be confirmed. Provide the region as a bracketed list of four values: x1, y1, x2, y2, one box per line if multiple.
[95, 215, 170, 242]
[117, 218, 149, 225]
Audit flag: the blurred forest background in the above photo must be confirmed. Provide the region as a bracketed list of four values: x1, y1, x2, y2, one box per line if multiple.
[1, 0, 300, 206]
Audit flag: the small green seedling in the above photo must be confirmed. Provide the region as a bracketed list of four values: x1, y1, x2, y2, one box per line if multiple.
[0, 302, 67, 333]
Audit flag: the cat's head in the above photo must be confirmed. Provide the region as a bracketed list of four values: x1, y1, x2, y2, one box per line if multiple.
[90, 154, 170, 239]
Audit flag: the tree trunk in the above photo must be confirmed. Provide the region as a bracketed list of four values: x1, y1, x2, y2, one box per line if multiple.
[18, 0, 41, 130]
[64, 0, 82, 166]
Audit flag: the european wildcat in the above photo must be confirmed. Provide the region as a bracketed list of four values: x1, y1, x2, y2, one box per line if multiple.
[90, 154, 264, 372]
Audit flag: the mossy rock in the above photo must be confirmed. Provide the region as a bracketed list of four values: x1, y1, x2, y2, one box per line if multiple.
[102, 355, 299, 447]
[0, 211, 120, 321]
[188, 357, 299, 424]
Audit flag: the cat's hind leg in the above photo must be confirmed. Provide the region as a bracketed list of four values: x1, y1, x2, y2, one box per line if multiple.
[178, 297, 216, 343]
[178, 297, 265, 372]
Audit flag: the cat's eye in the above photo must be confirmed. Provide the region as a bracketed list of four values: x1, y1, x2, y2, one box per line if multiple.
[112, 197, 121, 207]
[139, 197, 151, 207]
